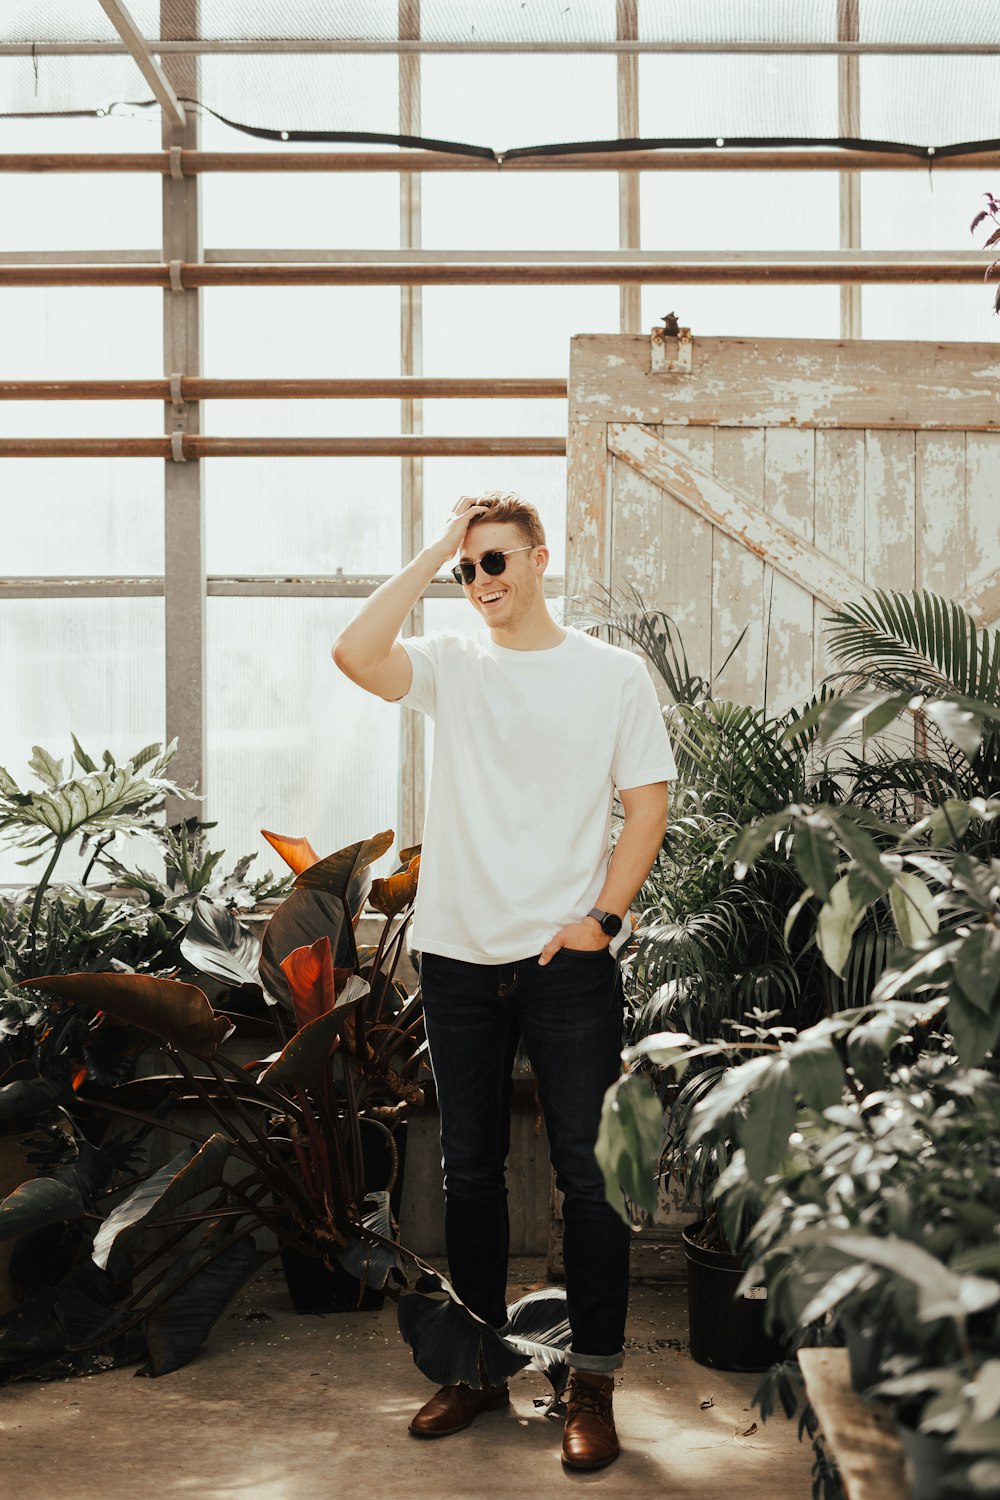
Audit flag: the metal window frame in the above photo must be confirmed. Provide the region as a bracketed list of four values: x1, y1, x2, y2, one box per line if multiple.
[3, 10, 872, 857]
[3, 40, 1000, 56]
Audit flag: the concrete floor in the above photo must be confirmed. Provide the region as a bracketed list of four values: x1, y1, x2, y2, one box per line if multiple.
[0, 1258, 814, 1500]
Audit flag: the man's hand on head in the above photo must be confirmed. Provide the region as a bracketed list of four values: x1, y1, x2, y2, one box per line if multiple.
[538, 920, 610, 966]
[434, 495, 491, 565]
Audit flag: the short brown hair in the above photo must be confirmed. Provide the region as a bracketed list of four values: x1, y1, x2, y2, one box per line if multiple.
[465, 490, 546, 549]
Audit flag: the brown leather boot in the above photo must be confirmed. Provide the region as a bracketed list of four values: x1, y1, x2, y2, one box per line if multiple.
[561, 1371, 619, 1470]
[408, 1381, 510, 1438]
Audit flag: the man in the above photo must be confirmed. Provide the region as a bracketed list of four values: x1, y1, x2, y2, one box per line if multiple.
[332, 492, 675, 1470]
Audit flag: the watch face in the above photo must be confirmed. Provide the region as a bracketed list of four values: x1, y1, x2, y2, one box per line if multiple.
[600, 912, 623, 937]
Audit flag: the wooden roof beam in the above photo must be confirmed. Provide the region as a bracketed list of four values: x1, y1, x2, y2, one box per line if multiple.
[95, 0, 186, 129]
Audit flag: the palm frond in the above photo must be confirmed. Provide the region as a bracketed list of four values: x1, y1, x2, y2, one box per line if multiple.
[583, 584, 710, 703]
[825, 589, 1000, 704]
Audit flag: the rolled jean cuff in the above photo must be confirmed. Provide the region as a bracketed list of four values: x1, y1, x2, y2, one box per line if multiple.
[568, 1348, 624, 1374]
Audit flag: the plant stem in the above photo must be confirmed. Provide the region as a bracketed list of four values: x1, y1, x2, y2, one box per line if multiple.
[27, 838, 65, 960]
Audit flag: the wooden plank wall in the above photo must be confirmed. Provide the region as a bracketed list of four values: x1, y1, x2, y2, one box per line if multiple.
[569, 336, 1000, 715]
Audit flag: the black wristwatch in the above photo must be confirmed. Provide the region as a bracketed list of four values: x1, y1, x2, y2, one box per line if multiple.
[587, 907, 623, 938]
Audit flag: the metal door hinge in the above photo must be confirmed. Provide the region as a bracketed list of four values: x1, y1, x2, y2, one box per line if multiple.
[650, 320, 693, 374]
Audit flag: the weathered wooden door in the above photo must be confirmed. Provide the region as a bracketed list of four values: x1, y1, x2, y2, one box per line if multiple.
[566, 334, 1000, 711]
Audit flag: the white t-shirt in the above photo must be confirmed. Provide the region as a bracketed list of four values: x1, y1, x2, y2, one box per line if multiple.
[397, 625, 678, 964]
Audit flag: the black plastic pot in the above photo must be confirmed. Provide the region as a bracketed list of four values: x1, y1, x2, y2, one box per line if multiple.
[682, 1220, 783, 1372]
[281, 1117, 407, 1314]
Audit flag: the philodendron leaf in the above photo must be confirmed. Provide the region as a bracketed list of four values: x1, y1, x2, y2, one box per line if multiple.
[261, 828, 321, 875]
[70, 733, 98, 774]
[259, 975, 368, 1092]
[816, 875, 869, 977]
[368, 855, 420, 919]
[888, 872, 939, 948]
[0, 1176, 85, 1243]
[138, 1234, 262, 1378]
[280, 934, 355, 1030]
[292, 831, 394, 901]
[28, 745, 65, 788]
[397, 1288, 529, 1391]
[503, 1288, 573, 1401]
[594, 1073, 664, 1224]
[259, 887, 352, 1009]
[740, 1057, 797, 1181]
[18, 972, 231, 1060]
[334, 1191, 400, 1290]
[0, 1075, 65, 1126]
[180, 899, 261, 988]
[92, 1133, 233, 1271]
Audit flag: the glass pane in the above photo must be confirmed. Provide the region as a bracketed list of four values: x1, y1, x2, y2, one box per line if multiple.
[639, 54, 837, 137]
[862, 170, 983, 251]
[206, 598, 402, 878]
[421, 398, 566, 439]
[861, 56, 1000, 146]
[206, 457, 401, 574]
[198, 51, 400, 134]
[0, 598, 165, 884]
[0, 289, 162, 378]
[862, 285, 1000, 343]
[423, 286, 619, 376]
[642, 171, 838, 251]
[0, 114, 161, 251]
[423, 173, 618, 251]
[0, 457, 163, 574]
[421, 55, 617, 150]
[202, 287, 401, 376]
[422, 457, 567, 575]
[197, 0, 398, 39]
[199, 110, 398, 251]
[421, 1, 616, 43]
[204, 398, 401, 438]
[640, 283, 839, 339]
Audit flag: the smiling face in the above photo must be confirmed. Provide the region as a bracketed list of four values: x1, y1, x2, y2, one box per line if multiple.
[457, 519, 548, 634]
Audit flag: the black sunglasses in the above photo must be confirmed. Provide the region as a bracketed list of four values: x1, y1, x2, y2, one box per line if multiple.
[451, 545, 534, 586]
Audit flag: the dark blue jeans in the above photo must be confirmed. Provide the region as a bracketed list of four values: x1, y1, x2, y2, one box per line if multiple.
[420, 947, 630, 1373]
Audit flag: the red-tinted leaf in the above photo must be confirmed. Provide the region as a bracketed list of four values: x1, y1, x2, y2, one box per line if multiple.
[17, 973, 230, 1059]
[369, 855, 421, 918]
[259, 887, 350, 1009]
[260, 976, 368, 1093]
[279, 934, 355, 1029]
[261, 828, 321, 875]
[292, 831, 394, 903]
